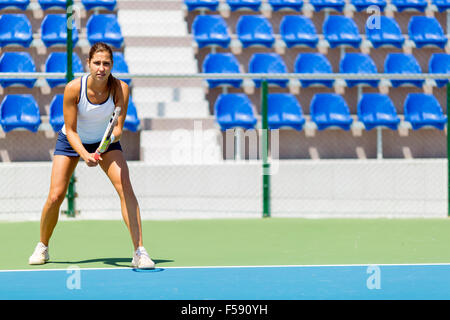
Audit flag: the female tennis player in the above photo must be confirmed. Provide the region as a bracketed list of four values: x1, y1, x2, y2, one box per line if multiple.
[28, 42, 154, 269]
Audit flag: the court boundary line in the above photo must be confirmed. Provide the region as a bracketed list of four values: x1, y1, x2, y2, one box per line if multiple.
[2, 262, 450, 273]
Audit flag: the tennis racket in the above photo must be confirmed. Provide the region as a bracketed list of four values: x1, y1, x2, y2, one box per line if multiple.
[94, 107, 121, 161]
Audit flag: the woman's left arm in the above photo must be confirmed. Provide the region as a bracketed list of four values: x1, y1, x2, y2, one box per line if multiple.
[111, 79, 130, 143]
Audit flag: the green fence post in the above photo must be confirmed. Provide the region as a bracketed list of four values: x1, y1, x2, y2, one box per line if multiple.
[261, 79, 271, 218]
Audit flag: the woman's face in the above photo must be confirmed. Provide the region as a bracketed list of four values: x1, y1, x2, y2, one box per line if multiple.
[88, 50, 113, 82]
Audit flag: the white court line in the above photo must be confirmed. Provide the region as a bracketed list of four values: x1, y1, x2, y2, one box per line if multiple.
[2, 262, 450, 273]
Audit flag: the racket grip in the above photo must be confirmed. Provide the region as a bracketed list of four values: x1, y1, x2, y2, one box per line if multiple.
[94, 150, 101, 161]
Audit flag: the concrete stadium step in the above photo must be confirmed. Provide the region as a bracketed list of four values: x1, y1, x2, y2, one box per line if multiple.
[134, 101, 210, 119]
[132, 87, 207, 103]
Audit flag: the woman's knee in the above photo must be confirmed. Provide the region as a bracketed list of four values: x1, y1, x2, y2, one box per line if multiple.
[47, 190, 66, 207]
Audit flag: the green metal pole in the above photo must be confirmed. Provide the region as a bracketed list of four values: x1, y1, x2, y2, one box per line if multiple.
[261, 80, 271, 218]
[447, 82, 450, 217]
[63, 0, 77, 218]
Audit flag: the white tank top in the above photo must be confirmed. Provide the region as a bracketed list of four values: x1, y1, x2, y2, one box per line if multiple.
[62, 74, 115, 144]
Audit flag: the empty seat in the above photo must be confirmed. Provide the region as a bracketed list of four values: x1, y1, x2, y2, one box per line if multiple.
[310, 0, 346, 11]
[184, 0, 219, 11]
[192, 15, 231, 49]
[268, 93, 305, 130]
[404, 93, 447, 130]
[323, 15, 362, 48]
[249, 53, 288, 88]
[366, 16, 404, 49]
[202, 53, 242, 88]
[0, 14, 32, 48]
[408, 16, 447, 49]
[384, 53, 424, 87]
[391, 0, 427, 11]
[0, 95, 41, 132]
[310, 94, 353, 130]
[294, 53, 333, 88]
[339, 53, 379, 87]
[280, 15, 318, 48]
[429, 53, 450, 88]
[49, 94, 64, 132]
[45, 52, 84, 88]
[357, 94, 400, 130]
[0, 52, 36, 88]
[0, 0, 29, 10]
[87, 14, 124, 48]
[124, 96, 140, 132]
[432, 0, 450, 12]
[268, 0, 303, 11]
[112, 52, 131, 85]
[41, 14, 79, 47]
[38, 0, 66, 10]
[236, 15, 275, 48]
[214, 94, 257, 130]
[351, 0, 387, 11]
[226, 0, 261, 11]
[82, 0, 116, 11]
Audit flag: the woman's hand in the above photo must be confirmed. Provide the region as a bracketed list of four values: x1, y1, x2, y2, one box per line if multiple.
[83, 153, 101, 167]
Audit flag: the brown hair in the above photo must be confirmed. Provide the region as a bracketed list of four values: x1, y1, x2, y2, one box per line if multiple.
[88, 42, 115, 93]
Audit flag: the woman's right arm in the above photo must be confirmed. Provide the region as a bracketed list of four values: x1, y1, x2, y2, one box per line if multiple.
[63, 79, 99, 167]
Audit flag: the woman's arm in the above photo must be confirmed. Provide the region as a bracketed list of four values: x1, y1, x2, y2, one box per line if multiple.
[110, 78, 130, 143]
[63, 79, 99, 166]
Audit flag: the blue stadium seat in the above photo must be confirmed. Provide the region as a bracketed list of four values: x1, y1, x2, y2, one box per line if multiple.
[294, 53, 333, 88]
[45, 52, 83, 88]
[0, 0, 29, 10]
[49, 94, 64, 132]
[391, 0, 427, 11]
[357, 94, 400, 130]
[280, 15, 318, 48]
[366, 16, 404, 49]
[268, 0, 303, 11]
[112, 52, 131, 85]
[351, 0, 386, 11]
[249, 53, 288, 88]
[202, 53, 242, 88]
[323, 15, 362, 48]
[124, 96, 140, 132]
[236, 15, 275, 48]
[214, 94, 257, 130]
[38, 0, 66, 10]
[0, 95, 41, 132]
[404, 93, 447, 130]
[268, 93, 305, 130]
[82, 0, 117, 11]
[0, 14, 33, 48]
[41, 14, 79, 47]
[310, 0, 346, 11]
[339, 53, 379, 88]
[192, 15, 231, 49]
[432, 0, 450, 11]
[0, 52, 36, 88]
[429, 53, 450, 88]
[310, 94, 353, 130]
[384, 53, 424, 88]
[226, 0, 261, 11]
[87, 14, 123, 48]
[408, 16, 447, 49]
[184, 0, 219, 11]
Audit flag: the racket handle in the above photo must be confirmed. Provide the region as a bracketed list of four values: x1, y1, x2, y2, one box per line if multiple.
[94, 150, 101, 161]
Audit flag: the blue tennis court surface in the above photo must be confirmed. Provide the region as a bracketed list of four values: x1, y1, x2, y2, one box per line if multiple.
[1, 264, 450, 300]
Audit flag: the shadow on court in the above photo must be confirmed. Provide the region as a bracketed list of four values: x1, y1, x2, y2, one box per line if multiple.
[48, 258, 174, 268]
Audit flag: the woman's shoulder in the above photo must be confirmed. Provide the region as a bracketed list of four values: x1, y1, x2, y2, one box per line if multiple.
[65, 77, 83, 93]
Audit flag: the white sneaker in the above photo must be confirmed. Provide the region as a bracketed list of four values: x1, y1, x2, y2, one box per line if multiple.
[131, 247, 155, 269]
[28, 242, 49, 265]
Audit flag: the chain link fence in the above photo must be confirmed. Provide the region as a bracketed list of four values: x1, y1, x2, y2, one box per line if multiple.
[0, 0, 448, 220]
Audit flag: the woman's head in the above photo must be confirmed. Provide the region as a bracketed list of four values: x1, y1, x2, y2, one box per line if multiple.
[87, 42, 114, 86]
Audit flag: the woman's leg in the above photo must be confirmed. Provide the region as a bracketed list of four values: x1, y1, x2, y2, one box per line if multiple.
[40, 155, 79, 246]
[99, 150, 143, 250]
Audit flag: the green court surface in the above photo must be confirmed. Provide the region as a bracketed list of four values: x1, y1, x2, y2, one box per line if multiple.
[2, 218, 450, 270]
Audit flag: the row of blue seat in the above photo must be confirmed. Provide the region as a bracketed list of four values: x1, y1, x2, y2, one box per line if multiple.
[203, 52, 450, 89]
[0, 94, 139, 133]
[0, 13, 123, 48]
[185, 0, 450, 13]
[0, 51, 130, 88]
[0, 0, 116, 11]
[215, 93, 447, 131]
[193, 14, 448, 49]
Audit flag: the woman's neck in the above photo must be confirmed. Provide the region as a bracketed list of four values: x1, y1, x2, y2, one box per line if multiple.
[88, 75, 108, 94]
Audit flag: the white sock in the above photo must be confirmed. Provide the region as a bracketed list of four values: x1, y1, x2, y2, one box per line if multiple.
[38, 242, 48, 249]
[136, 246, 147, 255]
